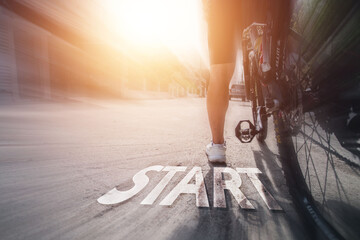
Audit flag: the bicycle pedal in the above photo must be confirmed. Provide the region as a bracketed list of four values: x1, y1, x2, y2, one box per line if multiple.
[235, 120, 258, 143]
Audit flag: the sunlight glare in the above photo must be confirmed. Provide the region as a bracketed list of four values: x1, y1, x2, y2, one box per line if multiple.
[103, 0, 204, 53]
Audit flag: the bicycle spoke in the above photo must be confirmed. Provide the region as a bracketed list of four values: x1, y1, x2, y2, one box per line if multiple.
[296, 117, 317, 154]
[307, 113, 330, 208]
[304, 128, 327, 200]
[307, 114, 338, 153]
[300, 118, 317, 190]
[325, 132, 350, 203]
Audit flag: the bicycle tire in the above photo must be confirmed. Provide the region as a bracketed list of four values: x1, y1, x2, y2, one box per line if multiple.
[274, 112, 346, 240]
[273, 2, 360, 239]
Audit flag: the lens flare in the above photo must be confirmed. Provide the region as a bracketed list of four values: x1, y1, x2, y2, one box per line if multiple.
[103, 0, 204, 53]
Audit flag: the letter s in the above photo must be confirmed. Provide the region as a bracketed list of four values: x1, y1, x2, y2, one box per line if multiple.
[97, 165, 164, 205]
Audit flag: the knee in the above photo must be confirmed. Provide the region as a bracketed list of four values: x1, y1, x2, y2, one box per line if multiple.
[209, 63, 235, 90]
[208, 79, 229, 96]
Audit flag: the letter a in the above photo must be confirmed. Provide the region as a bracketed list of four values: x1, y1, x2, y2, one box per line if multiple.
[141, 166, 187, 205]
[160, 167, 209, 207]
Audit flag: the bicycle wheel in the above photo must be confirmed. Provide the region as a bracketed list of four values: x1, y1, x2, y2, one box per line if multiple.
[249, 51, 267, 142]
[276, 1, 360, 239]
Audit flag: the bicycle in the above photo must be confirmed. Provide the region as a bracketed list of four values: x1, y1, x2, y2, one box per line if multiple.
[236, 1, 360, 239]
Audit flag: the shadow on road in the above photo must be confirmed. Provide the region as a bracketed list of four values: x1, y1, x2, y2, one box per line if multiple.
[253, 142, 311, 239]
[168, 166, 249, 240]
[168, 146, 309, 240]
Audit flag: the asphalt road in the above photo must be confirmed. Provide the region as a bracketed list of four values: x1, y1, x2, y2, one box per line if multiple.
[0, 98, 309, 240]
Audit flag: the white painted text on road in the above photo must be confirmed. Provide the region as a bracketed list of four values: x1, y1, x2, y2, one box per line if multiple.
[97, 166, 282, 210]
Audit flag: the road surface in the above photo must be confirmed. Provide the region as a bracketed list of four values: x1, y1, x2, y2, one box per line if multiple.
[0, 98, 309, 240]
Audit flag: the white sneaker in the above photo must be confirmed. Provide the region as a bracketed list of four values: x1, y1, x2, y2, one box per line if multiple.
[206, 141, 226, 163]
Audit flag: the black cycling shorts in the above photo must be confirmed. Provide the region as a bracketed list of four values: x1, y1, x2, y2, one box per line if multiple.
[207, 0, 266, 65]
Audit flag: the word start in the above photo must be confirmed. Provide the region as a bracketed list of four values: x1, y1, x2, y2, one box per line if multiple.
[97, 166, 282, 210]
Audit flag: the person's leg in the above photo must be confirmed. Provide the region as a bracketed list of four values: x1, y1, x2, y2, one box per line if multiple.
[205, 0, 238, 162]
[207, 63, 235, 144]
[206, 0, 237, 144]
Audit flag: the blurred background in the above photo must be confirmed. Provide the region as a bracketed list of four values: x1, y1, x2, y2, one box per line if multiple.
[0, 0, 213, 101]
